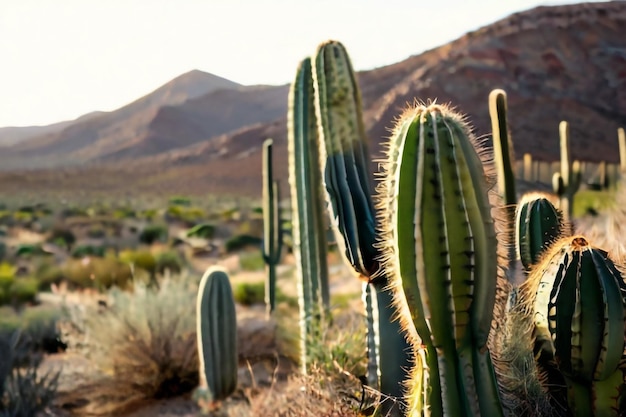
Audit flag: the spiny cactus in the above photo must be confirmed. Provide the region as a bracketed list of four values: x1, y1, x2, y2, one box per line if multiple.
[195, 266, 238, 411]
[287, 56, 330, 373]
[377, 102, 505, 417]
[515, 192, 564, 271]
[262, 138, 283, 317]
[312, 39, 412, 415]
[519, 236, 626, 416]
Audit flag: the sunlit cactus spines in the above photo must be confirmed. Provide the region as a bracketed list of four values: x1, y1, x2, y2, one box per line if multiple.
[520, 235, 626, 416]
[195, 266, 238, 410]
[287, 56, 330, 373]
[312, 39, 377, 279]
[515, 192, 564, 271]
[376, 101, 505, 416]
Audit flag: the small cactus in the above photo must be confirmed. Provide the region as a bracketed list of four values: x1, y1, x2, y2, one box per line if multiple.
[521, 236, 626, 416]
[515, 192, 563, 271]
[195, 266, 238, 411]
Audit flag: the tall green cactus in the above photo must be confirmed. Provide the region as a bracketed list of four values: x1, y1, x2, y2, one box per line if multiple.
[489, 89, 518, 285]
[618, 127, 626, 174]
[520, 236, 626, 416]
[312, 39, 412, 415]
[262, 138, 282, 316]
[377, 102, 505, 416]
[287, 56, 330, 373]
[195, 266, 238, 411]
[515, 192, 563, 271]
[552, 121, 581, 222]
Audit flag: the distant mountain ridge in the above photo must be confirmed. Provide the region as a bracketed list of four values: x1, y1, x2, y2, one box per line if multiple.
[0, 1, 624, 198]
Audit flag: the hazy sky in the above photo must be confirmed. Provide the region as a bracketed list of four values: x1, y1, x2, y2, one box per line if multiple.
[0, 0, 604, 127]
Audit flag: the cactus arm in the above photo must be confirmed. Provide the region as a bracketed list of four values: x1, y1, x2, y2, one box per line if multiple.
[313, 40, 377, 277]
[489, 89, 517, 206]
[196, 267, 238, 404]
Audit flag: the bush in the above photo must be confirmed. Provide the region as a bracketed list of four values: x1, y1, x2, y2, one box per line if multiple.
[238, 250, 265, 271]
[138, 224, 168, 245]
[47, 226, 76, 250]
[64, 277, 198, 415]
[63, 258, 133, 290]
[0, 330, 60, 417]
[155, 251, 184, 276]
[7, 277, 39, 305]
[71, 244, 106, 258]
[185, 223, 215, 240]
[224, 234, 262, 253]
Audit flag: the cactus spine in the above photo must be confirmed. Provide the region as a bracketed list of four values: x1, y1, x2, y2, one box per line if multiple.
[312, 39, 412, 415]
[520, 236, 626, 416]
[378, 102, 504, 416]
[287, 56, 330, 373]
[195, 266, 238, 410]
[515, 193, 563, 271]
[262, 138, 282, 316]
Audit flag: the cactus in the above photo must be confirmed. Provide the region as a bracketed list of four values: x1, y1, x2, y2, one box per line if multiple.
[287, 56, 330, 373]
[262, 138, 283, 316]
[377, 102, 505, 416]
[619, 127, 626, 174]
[552, 121, 581, 222]
[489, 89, 518, 284]
[195, 266, 238, 411]
[522, 153, 533, 182]
[312, 39, 412, 415]
[515, 192, 563, 271]
[520, 236, 626, 416]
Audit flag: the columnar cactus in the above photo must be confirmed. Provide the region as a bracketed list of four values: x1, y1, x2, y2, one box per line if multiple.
[262, 138, 282, 316]
[287, 56, 330, 373]
[552, 121, 581, 222]
[523, 153, 533, 182]
[377, 102, 505, 416]
[618, 127, 626, 174]
[312, 39, 412, 415]
[515, 192, 563, 271]
[195, 266, 238, 411]
[520, 236, 626, 416]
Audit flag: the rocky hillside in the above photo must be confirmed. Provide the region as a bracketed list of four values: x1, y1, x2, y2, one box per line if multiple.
[0, 1, 624, 198]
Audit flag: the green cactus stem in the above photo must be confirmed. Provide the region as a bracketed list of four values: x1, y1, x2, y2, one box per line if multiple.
[287, 56, 330, 373]
[262, 138, 283, 317]
[377, 102, 504, 417]
[618, 127, 626, 174]
[489, 89, 517, 207]
[195, 266, 238, 410]
[522, 236, 626, 416]
[515, 192, 563, 271]
[313, 39, 412, 415]
[553, 121, 581, 222]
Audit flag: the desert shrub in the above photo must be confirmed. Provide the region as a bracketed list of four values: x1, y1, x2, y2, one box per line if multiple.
[138, 224, 168, 245]
[34, 263, 65, 290]
[47, 226, 76, 250]
[232, 280, 295, 308]
[224, 234, 261, 253]
[71, 244, 106, 259]
[112, 207, 136, 219]
[166, 205, 206, 225]
[168, 196, 191, 207]
[7, 277, 39, 305]
[0, 330, 60, 417]
[138, 208, 158, 221]
[65, 276, 198, 415]
[62, 258, 133, 290]
[238, 250, 265, 271]
[185, 222, 215, 239]
[14, 244, 47, 258]
[0, 264, 15, 305]
[155, 251, 184, 276]
[119, 250, 156, 276]
[0, 243, 5, 261]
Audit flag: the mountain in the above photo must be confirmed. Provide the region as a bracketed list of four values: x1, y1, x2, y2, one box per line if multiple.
[0, 70, 245, 167]
[0, 1, 624, 198]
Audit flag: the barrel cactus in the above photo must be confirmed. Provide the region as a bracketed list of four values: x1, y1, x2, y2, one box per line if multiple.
[519, 235, 626, 415]
[194, 266, 238, 411]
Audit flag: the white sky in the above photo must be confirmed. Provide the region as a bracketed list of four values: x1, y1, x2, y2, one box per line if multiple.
[0, 0, 603, 127]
